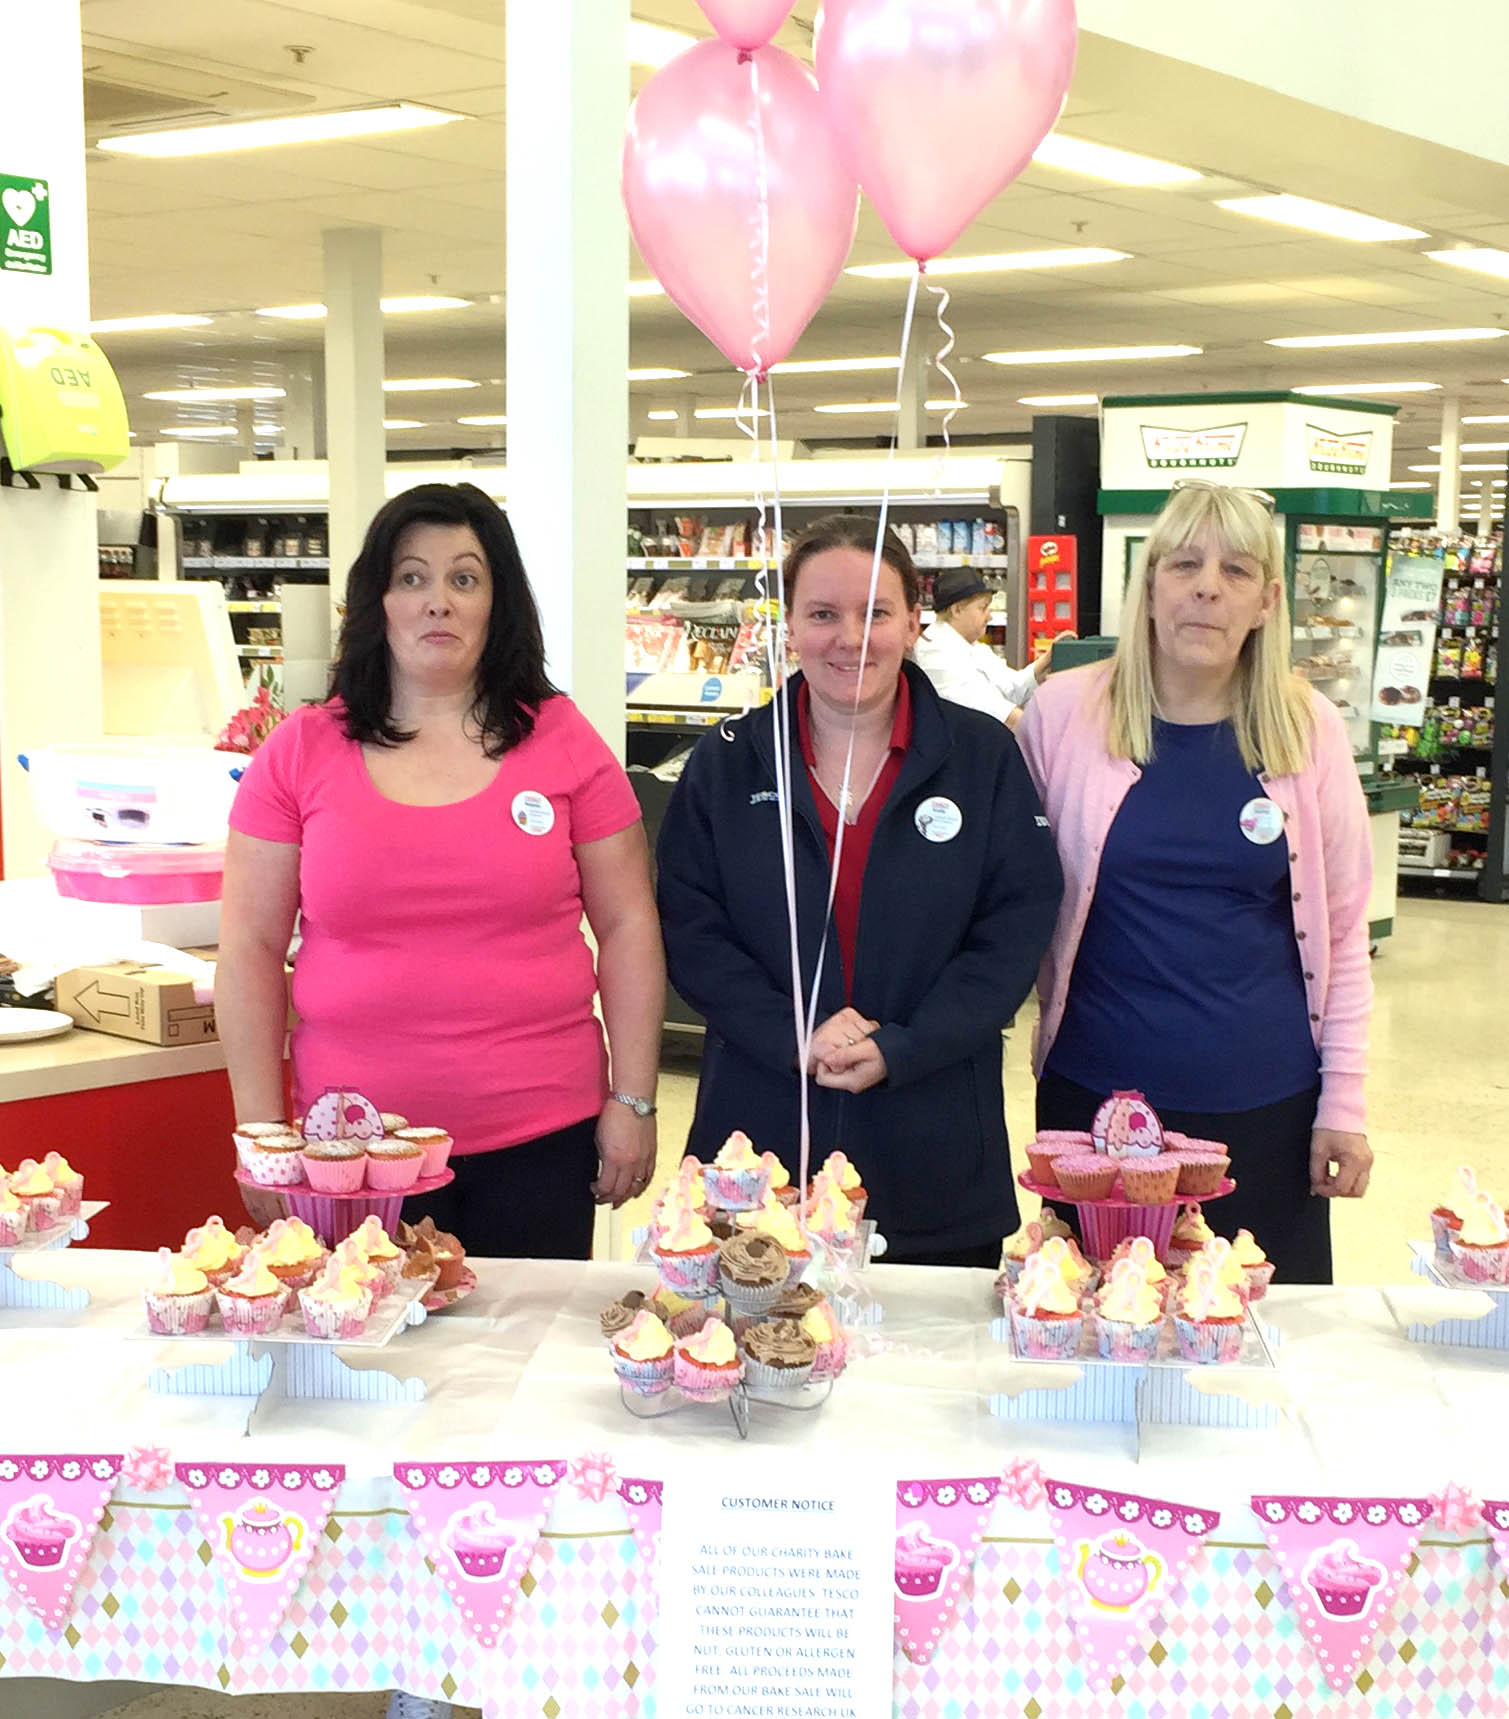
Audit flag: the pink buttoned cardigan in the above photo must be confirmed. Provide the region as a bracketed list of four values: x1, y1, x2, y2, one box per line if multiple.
[1016, 662, 1373, 1133]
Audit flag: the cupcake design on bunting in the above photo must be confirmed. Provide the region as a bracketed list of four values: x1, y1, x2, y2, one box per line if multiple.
[176, 1461, 343, 1656]
[301, 1086, 383, 1144]
[1044, 1477, 1220, 1685]
[1483, 1499, 1509, 1579]
[393, 1460, 567, 1648]
[893, 1476, 1001, 1664]
[0, 1452, 121, 1630]
[1250, 1494, 1433, 1695]
[1091, 1090, 1164, 1159]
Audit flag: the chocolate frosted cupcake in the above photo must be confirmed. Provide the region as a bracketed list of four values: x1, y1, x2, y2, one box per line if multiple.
[771, 1280, 824, 1320]
[599, 1290, 648, 1345]
[717, 1230, 790, 1312]
[741, 1317, 817, 1391]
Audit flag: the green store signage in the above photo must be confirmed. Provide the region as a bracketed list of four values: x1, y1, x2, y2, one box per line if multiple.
[1307, 423, 1371, 476]
[1139, 422, 1247, 468]
[2, 174, 51, 276]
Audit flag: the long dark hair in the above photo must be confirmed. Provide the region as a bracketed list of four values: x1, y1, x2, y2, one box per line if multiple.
[783, 513, 922, 609]
[332, 483, 558, 757]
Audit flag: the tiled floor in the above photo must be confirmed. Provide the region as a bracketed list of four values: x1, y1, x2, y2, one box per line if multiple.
[69, 894, 1509, 1719]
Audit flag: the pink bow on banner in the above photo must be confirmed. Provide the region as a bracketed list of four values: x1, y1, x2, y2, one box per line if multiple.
[1044, 1477, 1220, 1686]
[893, 1476, 1001, 1663]
[0, 1453, 123, 1631]
[121, 1446, 174, 1492]
[1251, 1494, 1434, 1696]
[1430, 1483, 1483, 1535]
[568, 1453, 620, 1505]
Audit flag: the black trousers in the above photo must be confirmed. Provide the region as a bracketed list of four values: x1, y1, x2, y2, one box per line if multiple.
[401, 1116, 599, 1260]
[1036, 1069, 1333, 1285]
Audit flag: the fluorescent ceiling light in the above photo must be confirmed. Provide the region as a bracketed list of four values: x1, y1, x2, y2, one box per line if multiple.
[1427, 248, 1509, 279]
[1409, 463, 1504, 472]
[984, 344, 1201, 365]
[627, 280, 665, 298]
[1388, 481, 1433, 489]
[97, 102, 462, 159]
[628, 366, 692, 381]
[456, 415, 508, 427]
[695, 406, 769, 420]
[1031, 133, 1201, 185]
[1464, 414, 1509, 424]
[254, 304, 328, 321]
[1429, 441, 1509, 452]
[1020, 393, 1098, 406]
[161, 425, 239, 439]
[845, 247, 1129, 281]
[646, 410, 679, 421]
[1216, 194, 1425, 243]
[812, 400, 972, 415]
[382, 377, 479, 393]
[1291, 381, 1440, 396]
[90, 313, 212, 334]
[1268, 328, 1507, 349]
[383, 419, 426, 430]
[626, 20, 697, 67]
[770, 356, 899, 375]
[256, 296, 471, 320]
[143, 385, 285, 403]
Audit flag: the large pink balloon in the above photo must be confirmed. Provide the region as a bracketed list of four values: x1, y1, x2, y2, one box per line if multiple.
[696, 0, 794, 51]
[816, 0, 1077, 263]
[623, 40, 859, 376]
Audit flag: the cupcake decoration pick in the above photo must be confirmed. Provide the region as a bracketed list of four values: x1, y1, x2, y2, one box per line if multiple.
[302, 1086, 383, 1144]
[1091, 1090, 1165, 1160]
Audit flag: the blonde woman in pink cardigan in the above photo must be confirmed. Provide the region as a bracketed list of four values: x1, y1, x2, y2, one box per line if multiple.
[1017, 483, 1372, 1282]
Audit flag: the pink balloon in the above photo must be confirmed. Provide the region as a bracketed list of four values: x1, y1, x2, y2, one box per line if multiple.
[623, 40, 859, 376]
[695, 0, 794, 51]
[816, 0, 1077, 263]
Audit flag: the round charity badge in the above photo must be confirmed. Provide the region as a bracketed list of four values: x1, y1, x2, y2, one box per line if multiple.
[914, 796, 963, 844]
[1238, 796, 1284, 846]
[511, 790, 556, 837]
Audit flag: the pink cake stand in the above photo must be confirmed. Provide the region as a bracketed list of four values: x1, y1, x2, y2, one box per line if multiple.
[234, 1167, 455, 1248]
[1017, 1171, 1236, 1260]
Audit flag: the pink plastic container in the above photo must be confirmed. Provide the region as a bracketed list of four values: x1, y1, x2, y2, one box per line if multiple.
[48, 838, 225, 904]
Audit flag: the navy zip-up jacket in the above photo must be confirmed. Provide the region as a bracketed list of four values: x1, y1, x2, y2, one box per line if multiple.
[656, 662, 1063, 1256]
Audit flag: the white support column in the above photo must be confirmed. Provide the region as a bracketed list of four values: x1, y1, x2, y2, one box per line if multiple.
[1478, 484, 1496, 535]
[323, 228, 386, 639]
[0, 0, 101, 876]
[506, 0, 629, 752]
[280, 353, 325, 462]
[1436, 392, 1461, 532]
[897, 333, 928, 453]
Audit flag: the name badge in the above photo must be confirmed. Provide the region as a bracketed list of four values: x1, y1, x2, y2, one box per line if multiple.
[511, 790, 556, 836]
[1239, 796, 1284, 846]
[915, 796, 963, 843]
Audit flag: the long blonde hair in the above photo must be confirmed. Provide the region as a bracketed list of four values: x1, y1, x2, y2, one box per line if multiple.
[1107, 484, 1314, 775]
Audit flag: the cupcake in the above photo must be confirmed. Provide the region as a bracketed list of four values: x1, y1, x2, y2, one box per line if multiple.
[1172, 1259, 1246, 1364]
[1026, 1139, 1072, 1187]
[1033, 1129, 1094, 1154]
[245, 1131, 306, 1187]
[300, 1138, 367, 1194]
[395, 1127, 453, 1179]
[652, 1286, 720, 1340]
[1053, 1154, 1118, 1201]
[738, 1198, 811, 1280]
[761, 1151, 799, 1208]
[1191, 1236, 1250, 1304]
[1432, 1166, 1480, 1261]
[1173, 1149, 1231, 1196]
[801, 1301, 849, 1381]
[707, 1131, 770, 1211]
[347, 1215, 406, 1294]
[1093, 1261, 1164, 1362]
[181, 1215, 245, 1288]
[717, 1230, 791, 1311]
[770, 1280, 824, 1321]
[1165, 1202, 1214, 1268]
[674, 1155, 709, 1209]
[1009, 1255, 1084, 1360]
[214, 1252, 290, 1336]
[42, 1152, 84, 1218]
[1118, 1156, 1181, 1206]
[10, 1161, 61, 1232]
[816, 1152, 867, 1220]
[1036, 1233, 1097, 1297]
[1307, 1540, 1385, 1618]
[741, 1316, 817, 1391]
[298, 1259, 373, 1339]
[0, 1183, 28, 1249]
[379, 1112, 410, 1134]
[232, 1121, 292, 1167]
[405, 1217, 466, 1290]
[653, 1206, 721, 1296]
[998, 1219, 1046, 1288]
[611, 1308, 675, 1395]
[329, 1237, 386, 1313]
[259, 1216, 326, 1290]
[674, 1316, 744, 1401]
[1230, 1230, 1275, 1300]
[600, 1289, 649, 1345]
[144, 1247, 215, 1335]
[445, 1503, 514, 1577]
[1448, 1194, 1509, 1285]
[1105, 1236, 1171, 1309]
[805, 1184, 858, 1264]
[364, 1137, 425, 1191]
[894, 1525, 956, 1597]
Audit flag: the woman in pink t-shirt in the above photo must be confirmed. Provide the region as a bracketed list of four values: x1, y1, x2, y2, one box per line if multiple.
[218, 483, 665, 1259]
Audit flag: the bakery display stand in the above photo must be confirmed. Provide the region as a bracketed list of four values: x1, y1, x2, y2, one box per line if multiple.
[1404, 1242, 1509, 1352]
[0, 1201, 108, 1310]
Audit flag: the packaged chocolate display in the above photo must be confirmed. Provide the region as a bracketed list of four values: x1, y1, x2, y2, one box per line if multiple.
[1433, 638, 1464, 679]
[1458, 778, 1492, 831]
[625, 615, 684, 674]
[627, 576, 656, 609]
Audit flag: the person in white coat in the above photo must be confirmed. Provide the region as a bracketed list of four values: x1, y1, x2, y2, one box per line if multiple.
[913, 566, 1069, 728]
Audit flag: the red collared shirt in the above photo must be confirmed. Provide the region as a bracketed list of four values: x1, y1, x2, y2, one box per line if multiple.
[796, 673, 914, 1000]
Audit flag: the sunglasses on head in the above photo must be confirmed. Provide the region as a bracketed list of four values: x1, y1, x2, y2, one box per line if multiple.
[1167, 477, 1277, 514]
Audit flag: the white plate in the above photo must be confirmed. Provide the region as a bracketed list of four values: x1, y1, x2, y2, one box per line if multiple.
[0, 1009, 74, 1044]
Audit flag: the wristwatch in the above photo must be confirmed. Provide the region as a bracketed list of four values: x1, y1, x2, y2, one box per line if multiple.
[609, 1090, 657, 1118]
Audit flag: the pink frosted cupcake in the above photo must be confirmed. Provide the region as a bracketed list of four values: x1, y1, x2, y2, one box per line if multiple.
[653, 1206, 720, 1295]
[1009, 1255, 1084, 1360]
[673, 1317, 744, 1402]
[364, 1137, 425, 1191]
[611, 1309, 676, 1395]
[801, 1301, 849, 1381]
[347, 1216, 405, 1294]
[300, 1138, 367, 1194]
[706, 1131, 769, 1211]
[144, 1248, 214, 1335]
[1230, 1230, 1275, 1300]
[298, 1259, 372, 1340]
[42, 1153, 84, 1218]
[394, 1127, 453, 1179]
[1448, 1194, 1509, 1284]
[1171, 1261, 1245, 1365]
[10, 1162, 62, 1232]
[214, 1253, 290, 1336]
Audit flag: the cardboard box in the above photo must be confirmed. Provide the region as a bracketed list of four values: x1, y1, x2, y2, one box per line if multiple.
[56, 952, 218, 1046]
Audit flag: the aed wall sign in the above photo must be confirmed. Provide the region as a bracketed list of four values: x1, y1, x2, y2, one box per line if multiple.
[2, 174, 51, 276]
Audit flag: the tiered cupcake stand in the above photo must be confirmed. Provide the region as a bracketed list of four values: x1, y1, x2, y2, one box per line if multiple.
[1404, 1242, 1509, 1352]
[0, 1201, 108, 1310]
[141, 1170, 455, 1432]
[989, 1172, 1285, 1451]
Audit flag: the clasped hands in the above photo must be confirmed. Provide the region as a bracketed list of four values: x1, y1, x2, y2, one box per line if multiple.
[806, 1007, 887, 1094]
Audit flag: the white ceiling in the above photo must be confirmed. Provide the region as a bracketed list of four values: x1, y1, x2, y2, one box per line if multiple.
[79, 0, 1509, 493]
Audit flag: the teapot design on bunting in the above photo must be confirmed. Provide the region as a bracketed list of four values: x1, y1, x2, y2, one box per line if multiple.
[221, 1499, 306, 1581]
[1077, 1530, 1164, 1613]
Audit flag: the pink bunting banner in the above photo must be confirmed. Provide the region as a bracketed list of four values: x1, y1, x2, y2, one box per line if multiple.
[1251, 1494, 1433, 1694]
[177, 1460, 344, 1657]
[1485, 1499, 1509, 1573]
[615, 1473, 664, 1574]
[1044, 1476, 1220, 1685]
[0, 1453, 122, 1630]
[893, 1476, 1001, 1664]
[394, 1459, 568, 1648]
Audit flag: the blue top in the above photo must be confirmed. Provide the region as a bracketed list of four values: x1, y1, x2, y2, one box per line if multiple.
[1046, 717, 1320, 1112]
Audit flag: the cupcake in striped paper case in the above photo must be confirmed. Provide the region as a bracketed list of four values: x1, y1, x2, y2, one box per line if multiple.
[1092, 1257, 1164, 1362]
[1192, 1235, 1251, 1304]
[9, 1161, 61, 1232]
[1172, 1258, 1246, 1364]
[1448, 1193, 1509, 1285]
[1165, 1202, 1214, 1269]
[328, 1236, 386, 1314]
[674, 1316, 743, 1402]
[347, 1215, 406, 1295]
[144, 1247, 215, 1335]
[805, 1182, 859, 1264]
[1035, 1232, 1097, 1298]
[1229, 1230, 1274, 1300]
[611, 1307, 675, 1395]
[1009, 1253, 1084, 1360]
[214, 1250, 290, 1337]
[707, 1131, 769, 1211]
[813, 1152, 867, 1220]
[42, 1152, 84, 1217]
[260, 1216, 326, 1291]
[298, 1257, 373, 1341]
[180, 1215, 245, 1289]
[653, 1204, 720, 1296]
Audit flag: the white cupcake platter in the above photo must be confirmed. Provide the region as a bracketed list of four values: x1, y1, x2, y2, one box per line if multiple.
[0, 1201, 108, 1311]
[1403, 1241, 1509, 1352]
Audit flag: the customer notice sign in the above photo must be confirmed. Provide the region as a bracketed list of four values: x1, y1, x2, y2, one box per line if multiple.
[2, 174, 51, 276]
